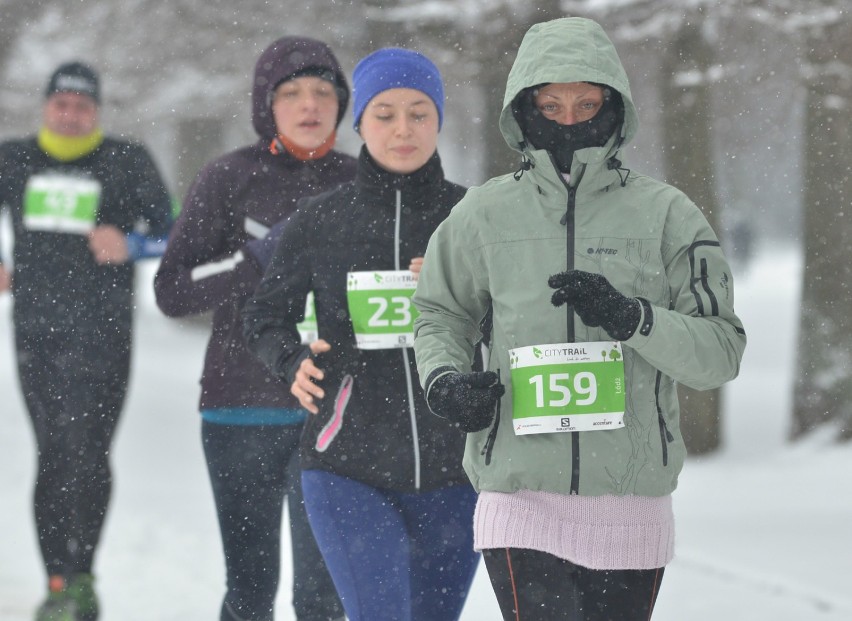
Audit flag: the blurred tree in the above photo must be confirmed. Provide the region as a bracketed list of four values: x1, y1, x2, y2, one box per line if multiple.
[0, 0, 52, 125]
[471, 2, 563, 179]
[660, 13, 723, 455]
[792, 3, 852, 441]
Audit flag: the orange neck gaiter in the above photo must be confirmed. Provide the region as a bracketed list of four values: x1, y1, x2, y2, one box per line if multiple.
[270, 131, 336, 161]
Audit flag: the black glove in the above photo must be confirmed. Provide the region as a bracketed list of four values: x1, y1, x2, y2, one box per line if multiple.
[548, 270, 641, 341]
[426, 369, 505, 432]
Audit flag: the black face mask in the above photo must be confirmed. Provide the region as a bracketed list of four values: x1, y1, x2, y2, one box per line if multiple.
[512, 84, 624, 174]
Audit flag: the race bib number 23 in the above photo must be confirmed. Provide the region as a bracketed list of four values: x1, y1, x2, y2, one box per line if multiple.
[347, 270, 418, 349]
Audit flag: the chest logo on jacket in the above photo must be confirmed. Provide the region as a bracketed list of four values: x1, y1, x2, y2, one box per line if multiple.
[587, 247, 618, 255]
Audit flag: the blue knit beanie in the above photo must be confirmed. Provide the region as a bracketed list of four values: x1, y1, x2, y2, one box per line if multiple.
[352, 48, 444, 130]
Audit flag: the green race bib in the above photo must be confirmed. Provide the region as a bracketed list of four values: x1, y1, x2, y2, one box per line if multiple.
[347, 270, 418, 349]
[23, 174, 101, 234]
[297, 292, 318, 344]
[509, 341, 626, 435]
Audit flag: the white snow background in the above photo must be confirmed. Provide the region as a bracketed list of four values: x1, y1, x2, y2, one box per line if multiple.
[2, 243, 851, 620]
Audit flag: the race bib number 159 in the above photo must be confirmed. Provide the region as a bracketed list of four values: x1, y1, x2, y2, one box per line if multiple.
[510, 342, 626, 435]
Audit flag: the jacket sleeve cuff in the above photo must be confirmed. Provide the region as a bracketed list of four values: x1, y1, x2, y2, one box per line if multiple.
[423, 365, 457, 405]
[283, 346, 312, 385]
[625, 297, 655, 348]
[636, 297, 654, 337]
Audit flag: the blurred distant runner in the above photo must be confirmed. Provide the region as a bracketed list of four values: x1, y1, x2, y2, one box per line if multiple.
[0, 61, 172, 621]
[154, 36, 352, 621]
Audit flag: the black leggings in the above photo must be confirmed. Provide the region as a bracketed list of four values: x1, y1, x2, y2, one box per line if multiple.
[202, 422, 342, 621]
[482, 548, 665, 621]
[17, 327, 129, 577]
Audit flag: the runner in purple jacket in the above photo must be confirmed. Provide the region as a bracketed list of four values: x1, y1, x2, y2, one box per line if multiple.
[154, 36, 355, 621]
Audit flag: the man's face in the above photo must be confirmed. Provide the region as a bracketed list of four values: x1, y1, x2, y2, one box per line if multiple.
[43, 92, 99, 136]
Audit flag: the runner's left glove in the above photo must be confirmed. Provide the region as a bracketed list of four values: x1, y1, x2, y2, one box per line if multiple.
[549, 270, 641, 341]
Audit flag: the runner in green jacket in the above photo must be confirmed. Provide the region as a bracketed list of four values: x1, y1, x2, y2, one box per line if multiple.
[413, 17, 746, 620]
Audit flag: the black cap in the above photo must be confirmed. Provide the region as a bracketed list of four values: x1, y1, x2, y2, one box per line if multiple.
[45, 62, 100, 104]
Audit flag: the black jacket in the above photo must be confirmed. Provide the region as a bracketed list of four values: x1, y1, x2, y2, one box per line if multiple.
[243, 147, 470, 492]
[0, 136, 171, 335]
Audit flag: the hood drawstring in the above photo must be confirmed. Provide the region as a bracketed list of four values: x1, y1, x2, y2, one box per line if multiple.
[513, 152, 534, 181]
[606, 132, 630, 187]
[607, 156, 631, 187]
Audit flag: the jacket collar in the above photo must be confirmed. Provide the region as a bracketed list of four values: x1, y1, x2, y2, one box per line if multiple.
[522, 134, 626, 199]
[355, 145, 445, 198]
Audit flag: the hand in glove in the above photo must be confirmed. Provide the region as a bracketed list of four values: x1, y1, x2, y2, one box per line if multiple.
[244, 218, 288, 272]
[548, 270, 641, 341]
[426, 369, 505, 432]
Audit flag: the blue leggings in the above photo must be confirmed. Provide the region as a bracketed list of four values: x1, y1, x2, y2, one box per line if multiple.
[301, 469, 480, 621]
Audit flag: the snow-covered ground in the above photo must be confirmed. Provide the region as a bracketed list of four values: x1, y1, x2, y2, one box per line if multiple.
[1, 245, 851, 621]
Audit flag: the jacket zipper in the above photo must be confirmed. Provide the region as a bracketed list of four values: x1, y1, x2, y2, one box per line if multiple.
[395, 188, 421, 490]
[656, 300, 677, 465]
[561, 163, 584, 495]
[654, 370, 673, 466]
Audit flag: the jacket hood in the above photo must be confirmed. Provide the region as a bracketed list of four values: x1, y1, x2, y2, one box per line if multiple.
[499, 17, 639, 155]
[251, 36, 349, 141]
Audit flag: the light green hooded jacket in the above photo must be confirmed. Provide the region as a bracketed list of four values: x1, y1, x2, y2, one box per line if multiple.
[413, 17, 746, 497]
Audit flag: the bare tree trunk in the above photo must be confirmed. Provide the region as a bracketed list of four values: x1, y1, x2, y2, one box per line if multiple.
[792, 12, 852, 441]
[470, 30, 523, 179]
[0, 0, 52, 130]
[660, 18, 722, 454]
[176, 118, 223, 203]
[473, 4, 563, 179]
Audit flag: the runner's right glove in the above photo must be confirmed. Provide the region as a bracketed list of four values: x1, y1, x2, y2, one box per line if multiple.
[425, 368, 505, 432]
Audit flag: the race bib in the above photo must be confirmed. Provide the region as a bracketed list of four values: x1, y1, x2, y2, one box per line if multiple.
[23, 174, 101, 234]
[347, 270, 418, 349]
[510, 341, 626, 435]
[297, 292, 318, 344]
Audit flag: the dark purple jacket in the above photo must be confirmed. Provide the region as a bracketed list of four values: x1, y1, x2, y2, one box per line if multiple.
[154, 36, 356, 412]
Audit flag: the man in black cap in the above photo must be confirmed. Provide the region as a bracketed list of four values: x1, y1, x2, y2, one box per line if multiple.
[0, 61, 172, 621]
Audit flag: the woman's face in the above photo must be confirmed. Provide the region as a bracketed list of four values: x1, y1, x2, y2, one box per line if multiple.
[534, 82, 604, 126]
[359, 87, 439, 174]
[272, 76, 339, 149]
